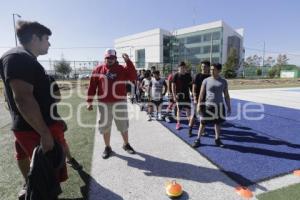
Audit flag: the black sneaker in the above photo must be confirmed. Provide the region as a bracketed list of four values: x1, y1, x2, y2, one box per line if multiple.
[67, 157, 83, 170]
[215, 138, 225, 148]
[188, 127, 193, 137]
[102, 146, 113, 159]
[123, 143, 136, 154]
[192, 139, 201, 148]
[18, 183, 27, 200]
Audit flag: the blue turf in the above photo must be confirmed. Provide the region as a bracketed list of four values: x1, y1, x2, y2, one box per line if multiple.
[230, 98, 300, 143]
[158, 99, 300, 186]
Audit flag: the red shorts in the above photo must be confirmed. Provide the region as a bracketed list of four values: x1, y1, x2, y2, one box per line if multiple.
[14, 121, 68, 182]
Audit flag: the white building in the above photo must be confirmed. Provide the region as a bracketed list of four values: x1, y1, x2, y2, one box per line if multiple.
[114, 20, 244, 70]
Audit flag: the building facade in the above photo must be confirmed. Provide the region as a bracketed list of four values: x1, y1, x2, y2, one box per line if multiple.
[114, 20, 244, 70]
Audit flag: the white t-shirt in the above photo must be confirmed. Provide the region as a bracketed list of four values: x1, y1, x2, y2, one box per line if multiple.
[150, 78, 166, 100]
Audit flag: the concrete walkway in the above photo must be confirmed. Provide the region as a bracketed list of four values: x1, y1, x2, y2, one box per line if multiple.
[89, 103, 245, 200]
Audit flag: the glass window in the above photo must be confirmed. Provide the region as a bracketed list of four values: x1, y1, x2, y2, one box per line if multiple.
[136, 49, 145, 68]
[203, 33, 211, 42]
[188, 47, 201, 54]
[212, 45, 220, 53]
[212, 57, 220, 63]
[186, 35, 201, 44]
[212, 32, 221, 40]
[203, 46, 211, 54]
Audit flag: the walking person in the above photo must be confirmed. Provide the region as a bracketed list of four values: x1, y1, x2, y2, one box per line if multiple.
[171, 62, 193, 130]
[148, 70, 167, 120]
[187, 60, 211, 137]
[86, 49, 137, 159]
[192, 63, 231, 148]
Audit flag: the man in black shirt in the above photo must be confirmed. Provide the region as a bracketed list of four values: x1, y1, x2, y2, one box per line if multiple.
[0, 20, 67, 199]
[188, 60, 211, 136]
[172, 62, 193, 130]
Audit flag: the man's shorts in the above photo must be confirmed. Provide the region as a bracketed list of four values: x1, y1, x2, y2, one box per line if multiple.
[98, 101, 129, 134]
[200, 103, 226, 125]
[151, 99, 163, 108]
[14, 121, 68, 182]
[176, 98, 191, 111]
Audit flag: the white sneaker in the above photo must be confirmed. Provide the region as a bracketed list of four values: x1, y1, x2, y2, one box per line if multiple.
[147, 115, 152, 121]
[157, 113, 162, 121]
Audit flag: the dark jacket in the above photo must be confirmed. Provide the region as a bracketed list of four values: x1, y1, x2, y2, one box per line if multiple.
[26, 141, 65, 200]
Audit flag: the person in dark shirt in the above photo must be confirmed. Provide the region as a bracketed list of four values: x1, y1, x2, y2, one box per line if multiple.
[171, 61, 193, 130]
[188, 60, 211, 137]
[0, 20, 68, 199]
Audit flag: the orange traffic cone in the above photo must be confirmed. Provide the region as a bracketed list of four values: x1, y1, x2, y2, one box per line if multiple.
[293, 170, 300, 176]
[235, 186, 253, 199]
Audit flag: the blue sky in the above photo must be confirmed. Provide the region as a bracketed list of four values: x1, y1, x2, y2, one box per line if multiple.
[1, 0, 300, 67]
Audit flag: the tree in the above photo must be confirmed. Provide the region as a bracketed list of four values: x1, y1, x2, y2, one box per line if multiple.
[264, 56, 275, 67]
[244, 54, 262, 67]
[276, 54, 289, 66]
[54, 58, 72, 77]
[223, 48, 238, 78]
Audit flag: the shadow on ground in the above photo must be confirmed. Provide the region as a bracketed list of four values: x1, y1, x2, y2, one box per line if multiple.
[59, 168, 123, 200]
[114, 152, 266, 191]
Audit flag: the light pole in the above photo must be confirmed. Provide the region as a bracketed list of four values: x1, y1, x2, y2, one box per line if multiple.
[13, 13, 21, 46]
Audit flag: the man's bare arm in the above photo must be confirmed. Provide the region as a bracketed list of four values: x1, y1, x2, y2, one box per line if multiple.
[10, 79, 54, 152]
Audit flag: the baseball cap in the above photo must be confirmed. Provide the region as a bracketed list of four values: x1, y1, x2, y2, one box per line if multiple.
[104, 48, 117, 58]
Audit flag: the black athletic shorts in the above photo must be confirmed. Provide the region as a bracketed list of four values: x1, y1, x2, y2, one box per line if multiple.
[201, 104, 226, 125]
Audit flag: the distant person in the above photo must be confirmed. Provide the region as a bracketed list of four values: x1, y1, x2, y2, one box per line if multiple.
[149, 70, 167, 120]
[193, 63, 231, 148]
[87, 49, 137, 159]
[141, 70, 152, 120]
[172, 62, 193, 130]
[188, 60, 211, 137]
[165, 71, 176, 122]
[137, 69, 145, 103]
[150, 66, 156, 77]
[0, 20, 68, 199]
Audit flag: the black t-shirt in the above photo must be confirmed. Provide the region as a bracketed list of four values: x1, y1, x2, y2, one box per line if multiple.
[0, 47, 57, 131]
[172, 72, 192, 100]
[193, 73, 210, 100]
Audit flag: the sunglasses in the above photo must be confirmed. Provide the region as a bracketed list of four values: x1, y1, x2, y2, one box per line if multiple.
[105, 57, 116, 60]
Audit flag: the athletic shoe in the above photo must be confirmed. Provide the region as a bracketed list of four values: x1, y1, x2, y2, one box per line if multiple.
[102, 146, 113, 159]
[188, 127, 193, 137]
[215, 138, 225, 148]
[123, 143, 136, 154]
[192, 139, 201, 148]
[157, 113, 162, 121]
[18, 183, 27, 200]
[176, 123, 181, 130]
[147, 114, 152, 121]
[165, 116, 171, 123]
[66, 157, 83, 170]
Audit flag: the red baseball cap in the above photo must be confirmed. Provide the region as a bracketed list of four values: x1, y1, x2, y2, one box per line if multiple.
[104, 49, 117, 58]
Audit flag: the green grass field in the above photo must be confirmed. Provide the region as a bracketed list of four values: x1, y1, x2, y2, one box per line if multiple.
[257, 183, 300, 200]
[0, 89, 97, 199]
